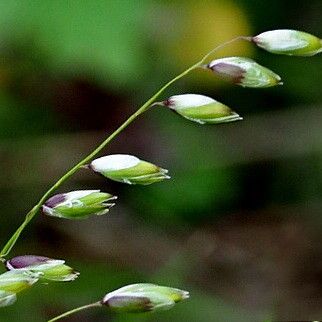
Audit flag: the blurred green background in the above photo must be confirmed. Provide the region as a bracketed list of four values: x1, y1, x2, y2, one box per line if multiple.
[0, 0, 322, 321]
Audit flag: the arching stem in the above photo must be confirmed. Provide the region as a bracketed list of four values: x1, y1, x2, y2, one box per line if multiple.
[0, 35, 250, 259]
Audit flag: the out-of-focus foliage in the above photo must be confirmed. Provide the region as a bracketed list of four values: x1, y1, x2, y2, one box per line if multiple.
[0, 0, 152, 89]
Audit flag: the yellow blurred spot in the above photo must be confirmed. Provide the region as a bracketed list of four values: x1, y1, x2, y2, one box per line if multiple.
[165, 0, 253, 88]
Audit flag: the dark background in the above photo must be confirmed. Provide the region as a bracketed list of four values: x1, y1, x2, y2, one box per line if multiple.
[0, 0, 322, 321]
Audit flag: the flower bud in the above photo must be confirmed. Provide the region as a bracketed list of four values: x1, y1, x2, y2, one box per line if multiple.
[0, 270, 40, 294]
[0, 290, 16, 308]
[102, 283, 189, 313]
[90, 155, 170, 185]
[207, 57, 282, 88]
[162, 94, 242, 124]
[252, 29, 322, 56]
[5, 255, 79, 282]
[42, 190, 116, 219]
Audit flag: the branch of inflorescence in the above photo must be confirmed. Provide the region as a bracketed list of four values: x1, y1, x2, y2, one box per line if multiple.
[0, 36, 249, 260]
[47, 302, 102, 322]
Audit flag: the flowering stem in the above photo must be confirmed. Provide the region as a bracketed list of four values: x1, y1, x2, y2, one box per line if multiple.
[47, 302, 102, 322]
[0, 63, 198, 258]
[0, 35, 248, 259]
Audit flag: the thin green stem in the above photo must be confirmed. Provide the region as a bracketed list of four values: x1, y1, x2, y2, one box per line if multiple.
[199, 36, 251, 64]
[47, 302, 101, 322]
[0, 62, 199, 258]
[0, 35, 249, 259]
